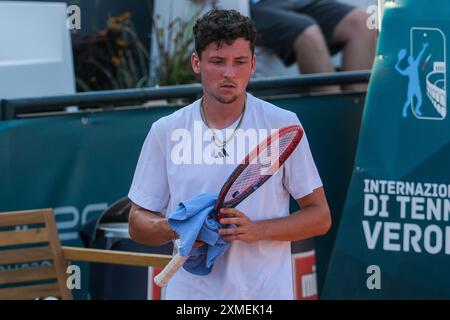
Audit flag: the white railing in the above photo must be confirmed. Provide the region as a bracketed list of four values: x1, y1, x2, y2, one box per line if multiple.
[426, 62, 446, 118]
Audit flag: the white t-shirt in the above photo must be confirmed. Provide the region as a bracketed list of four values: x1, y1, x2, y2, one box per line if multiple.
[128, 93, 322, 300]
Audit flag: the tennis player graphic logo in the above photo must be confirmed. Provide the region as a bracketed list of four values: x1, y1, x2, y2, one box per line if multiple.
[395, 27, 446, 120]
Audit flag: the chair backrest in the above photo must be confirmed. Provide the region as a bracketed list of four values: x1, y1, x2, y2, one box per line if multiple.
[0, 209, 72, 300]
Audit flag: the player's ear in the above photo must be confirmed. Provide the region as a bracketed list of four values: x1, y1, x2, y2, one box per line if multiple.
[191, 52, 201, 74]
[251, 53, 256, 75]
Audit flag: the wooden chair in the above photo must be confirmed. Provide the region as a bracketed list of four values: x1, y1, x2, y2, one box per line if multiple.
[0, 208, 171, 300]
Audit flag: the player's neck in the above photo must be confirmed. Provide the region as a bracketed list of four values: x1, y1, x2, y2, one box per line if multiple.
[201, 94, 246, 129]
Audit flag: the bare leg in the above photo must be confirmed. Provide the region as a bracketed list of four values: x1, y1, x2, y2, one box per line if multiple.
[402, 96, 412, 117]
[414, 92, 423, 115]
[293, 25, 341, 93]
[331, 9, 378, 91]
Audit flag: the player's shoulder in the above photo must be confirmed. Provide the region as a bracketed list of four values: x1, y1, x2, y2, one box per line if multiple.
[151, 100, 198, 132]
[247, 93, 300, 125]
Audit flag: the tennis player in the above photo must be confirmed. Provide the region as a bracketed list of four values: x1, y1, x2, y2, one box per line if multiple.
[128, 9, 331, 300]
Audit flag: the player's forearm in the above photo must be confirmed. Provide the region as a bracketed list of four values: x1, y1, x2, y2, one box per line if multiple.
[257, 203, 331, 242]
[128, 204, 174, 246]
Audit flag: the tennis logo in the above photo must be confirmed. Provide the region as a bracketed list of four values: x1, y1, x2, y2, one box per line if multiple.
[395, 27, 446, 120]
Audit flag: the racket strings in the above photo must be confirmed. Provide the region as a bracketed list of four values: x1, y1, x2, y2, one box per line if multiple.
[278, 131, 297, 154]
[223, 131, 298, 203]
[225, 164, 260, 201]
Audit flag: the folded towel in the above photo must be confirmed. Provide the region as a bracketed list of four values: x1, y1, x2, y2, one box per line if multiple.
[168, 193, 231, 275]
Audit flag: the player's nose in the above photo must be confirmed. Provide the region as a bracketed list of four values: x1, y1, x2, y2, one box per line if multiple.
[223, 64, 237, 78]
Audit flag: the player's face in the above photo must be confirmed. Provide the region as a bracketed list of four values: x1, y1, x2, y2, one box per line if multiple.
[191, 38, 256, 104]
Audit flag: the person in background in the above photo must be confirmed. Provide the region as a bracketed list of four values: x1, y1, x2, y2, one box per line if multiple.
[250, 0, 377, 92]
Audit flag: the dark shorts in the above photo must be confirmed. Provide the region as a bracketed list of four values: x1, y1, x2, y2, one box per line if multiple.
[250, 0, 355, 65]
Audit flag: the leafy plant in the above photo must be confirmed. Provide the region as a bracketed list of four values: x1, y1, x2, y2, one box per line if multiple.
[72, 12, 150, 91]
[72, 1, 218, 91]
[151, 0, 217, 86]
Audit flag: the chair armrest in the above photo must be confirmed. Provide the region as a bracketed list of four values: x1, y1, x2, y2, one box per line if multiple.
[62, 246, 171, 268]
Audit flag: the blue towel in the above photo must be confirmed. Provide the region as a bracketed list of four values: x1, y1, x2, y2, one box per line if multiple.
[167, 193, 231, 275]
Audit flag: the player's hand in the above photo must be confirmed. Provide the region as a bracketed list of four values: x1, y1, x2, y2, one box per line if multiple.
[217, 208, 264, 243]
[193, 240, 204, 248]
[174, 230, 204, 248]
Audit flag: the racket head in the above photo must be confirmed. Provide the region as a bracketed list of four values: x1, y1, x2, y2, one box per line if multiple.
[398, 48, 407, 61]
[214, 125, 303, 217]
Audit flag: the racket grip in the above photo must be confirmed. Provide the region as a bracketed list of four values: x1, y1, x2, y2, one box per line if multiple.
[154, 253, 189, 287]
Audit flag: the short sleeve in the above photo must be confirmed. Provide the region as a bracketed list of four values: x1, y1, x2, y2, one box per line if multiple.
[128, 120, 170, 212]
[283, 115, 323, 200]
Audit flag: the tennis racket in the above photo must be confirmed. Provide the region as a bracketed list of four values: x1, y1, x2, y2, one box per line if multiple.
[154, 125, 303, 287]
[397, 48, 407, 61]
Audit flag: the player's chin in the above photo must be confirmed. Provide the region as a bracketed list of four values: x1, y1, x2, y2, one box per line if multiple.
[216, 95, 239, 104]
[216, 90, 243, 104]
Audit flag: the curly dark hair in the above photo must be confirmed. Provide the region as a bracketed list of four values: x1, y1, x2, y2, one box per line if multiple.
[193, 9, 257, 58]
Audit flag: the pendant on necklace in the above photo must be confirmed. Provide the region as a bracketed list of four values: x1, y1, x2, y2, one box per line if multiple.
[221, 143, 228, 157]
[213, 137, 229, 158]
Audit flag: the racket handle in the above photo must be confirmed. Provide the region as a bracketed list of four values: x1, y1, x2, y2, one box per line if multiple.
[154, 253, 189, 287]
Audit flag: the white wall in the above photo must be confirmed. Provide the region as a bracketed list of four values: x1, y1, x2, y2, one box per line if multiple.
[0, 1, 76, 100]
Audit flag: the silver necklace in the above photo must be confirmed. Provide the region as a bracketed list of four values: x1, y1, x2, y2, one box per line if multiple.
[200, 98, 246, 148]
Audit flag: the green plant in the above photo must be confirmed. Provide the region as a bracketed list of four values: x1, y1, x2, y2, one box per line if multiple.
[73, 12, 151, 91]
[151, 0, 217, 86]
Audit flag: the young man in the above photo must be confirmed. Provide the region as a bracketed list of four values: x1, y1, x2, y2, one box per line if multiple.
[128, 9, 331, 300]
